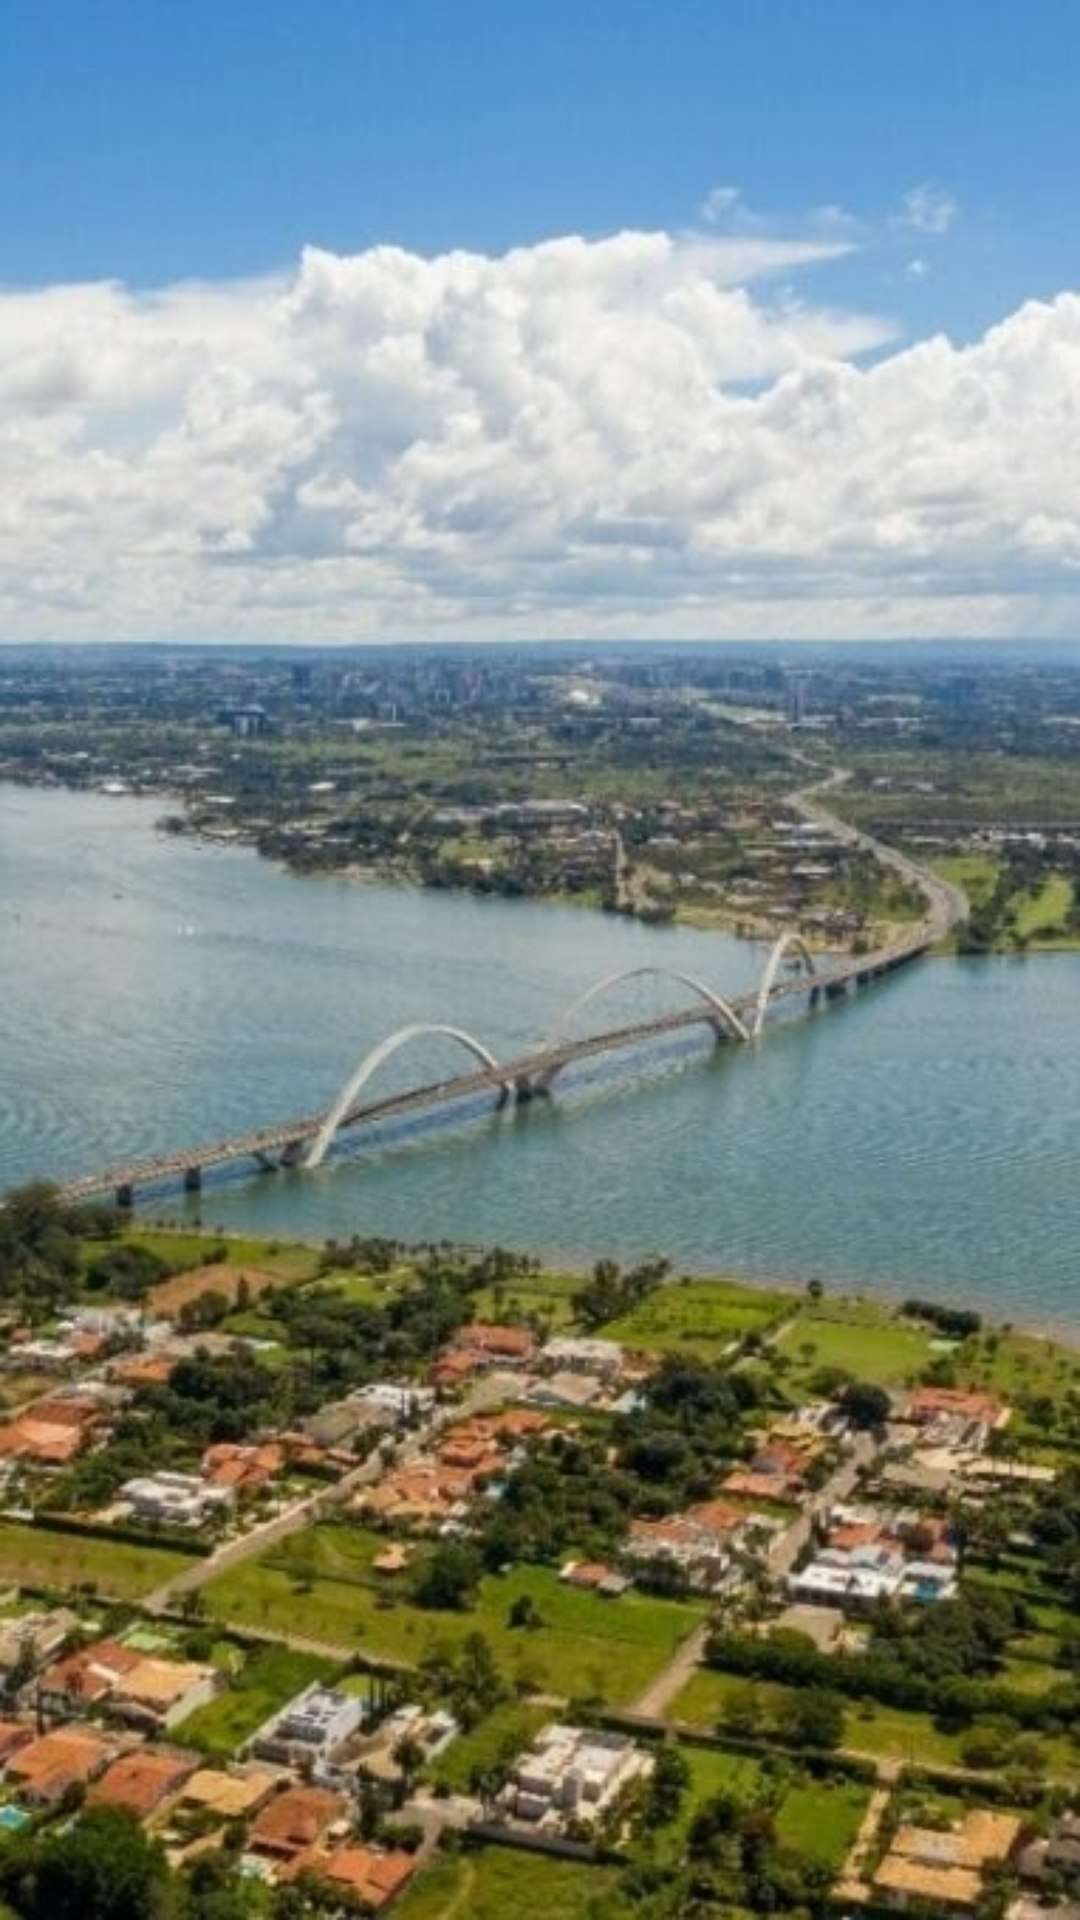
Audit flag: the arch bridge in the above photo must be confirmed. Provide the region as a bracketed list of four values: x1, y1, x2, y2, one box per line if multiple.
[57, 924, 933, 1208]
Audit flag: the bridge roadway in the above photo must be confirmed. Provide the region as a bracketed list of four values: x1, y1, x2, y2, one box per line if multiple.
[57, 924, 935, 1209]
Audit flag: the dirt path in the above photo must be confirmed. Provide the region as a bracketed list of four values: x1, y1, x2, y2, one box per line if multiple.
[631, 1618, 710, 1718]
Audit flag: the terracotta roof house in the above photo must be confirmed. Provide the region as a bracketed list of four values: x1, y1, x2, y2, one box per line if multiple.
[903, 1386, 1008, 1429]
[110, 1656, 218, 1731]
[0, 1721, 34, 1767]
[178, 1767, 279, 1821]
[428, 1349, 481, 1389]
[873, 1809, 1023, 1912]
[200, 1442, 284, 1493]
[8, 1728, 112, 1803]
[88, 1747, 197, 1819]
[306, 1845, 417, 1909]
[248, 1785, 345, 1869]
[457, 1322, 537, 1363]
[110, 1353, 178, 1390]
[39, 1639, 142, 1711]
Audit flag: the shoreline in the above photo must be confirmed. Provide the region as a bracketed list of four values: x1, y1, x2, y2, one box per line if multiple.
[135, 1216, 1080, 1357]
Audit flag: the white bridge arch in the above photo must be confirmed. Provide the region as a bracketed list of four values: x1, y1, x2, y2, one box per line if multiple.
[304, 1023, 507, 1169]
[547, 964, 751, 1057]
[752, 932, 817, 1037]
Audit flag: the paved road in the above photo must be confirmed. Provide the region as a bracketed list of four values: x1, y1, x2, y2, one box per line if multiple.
[630, 1427, 881, 1718]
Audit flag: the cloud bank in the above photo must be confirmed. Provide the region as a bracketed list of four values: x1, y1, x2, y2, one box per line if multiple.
[2, 226, 1079, 642]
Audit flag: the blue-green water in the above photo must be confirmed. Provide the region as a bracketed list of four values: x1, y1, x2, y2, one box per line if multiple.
[2, 785, 1078, 1321]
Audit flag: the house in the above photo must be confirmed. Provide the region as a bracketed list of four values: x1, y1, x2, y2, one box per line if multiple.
[39, 1639, 143, 1712]
[428, 1349, 480, 1390]
[0, 1409, 94, 1466]
[559, 1561, 630, 1597]
[121, 1470, 234, 1529]
[0, 1721, 34, 1767]
[902, 1386, 1008, 1443]
[302, 1845, 417, 1910]
[625, 1500, 751, 1590]
[456, 1323, 537, 1365]
[1008, 1902, 1080, 1920]
[528, 1371, 603, 1410]
[109, 1656, 219, 1732]
[0, 1607, 79, 1673]
[1017, 1809, 1080, 1884]
[251, 1684, 365, 1766]
[201, 1442, 284, 1494]
[110, 1353, 178, 1390]
[176, 1766, 278, 1821]
[500, 1724, 652, 1829]
[873, 1810, 1022, 1912]
[247, 1785, 345, 1872]
[351, 1383, 436, 1424]
[88, 1747, 197, 1819]
[540, 1337, 624, 1380]
[8, 1728, 112, 1804]
[723, 1435, 817, 1502]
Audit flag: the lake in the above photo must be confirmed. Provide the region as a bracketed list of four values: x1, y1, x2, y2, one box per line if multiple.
[2, 783, 1078, 1323]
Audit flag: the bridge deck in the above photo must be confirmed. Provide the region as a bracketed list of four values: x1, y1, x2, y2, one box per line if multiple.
[56, 930, 932, 1205]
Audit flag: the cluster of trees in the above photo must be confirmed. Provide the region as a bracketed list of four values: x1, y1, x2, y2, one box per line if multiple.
[705, 1579, 1078, 1731]
[903, 1297, 982, 1339]
[0, 1804, 267, 1920]
[615, 1784, 835, 1918]
[472, 1357, 757, 1573]
[571, 1257, 670, 1330]
[0, 1183, 118, 1315]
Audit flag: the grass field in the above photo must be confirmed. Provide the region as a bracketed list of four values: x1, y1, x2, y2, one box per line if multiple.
[118, 1229, 318, 1282]
[646, 1744, 764, 1866]
[775, 1777, 870, 1867]
[431, 1699, 551, 1792]
[394, 1846, 619, 1920]
[173, 1644, 339, 1758]
[670, 1666, 965, 1769]
[0, 1521, 191, 1600]
[774, 1297, 934, 1387]
[205, 1547, 705, 1706]
[470, 1270, 581, 1331]
[604, 1278, 790, 1355]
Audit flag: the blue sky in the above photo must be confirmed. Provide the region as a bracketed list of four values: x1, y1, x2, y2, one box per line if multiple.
[2, 0, 1079, 643]
[3, 0, 1076, 340]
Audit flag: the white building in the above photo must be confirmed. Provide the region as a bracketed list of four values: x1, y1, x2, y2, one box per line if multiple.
[251, 1683, 366, 1765]
[501, 1724, 652, 1828]
[539, 1337, 624, 1380]
[121, 1471, 233, 1530]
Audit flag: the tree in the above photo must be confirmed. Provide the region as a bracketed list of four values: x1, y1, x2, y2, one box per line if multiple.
[839, 1380, 891, 1433]
[777, 1687, 845, 1751]
[411, 1541, 481, 1611]
[643, 1741, 690, 1828]
[2, 1807, 172, 1920]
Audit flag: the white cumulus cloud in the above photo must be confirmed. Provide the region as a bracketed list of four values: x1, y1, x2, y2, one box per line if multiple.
[1, 225, 1079, 642]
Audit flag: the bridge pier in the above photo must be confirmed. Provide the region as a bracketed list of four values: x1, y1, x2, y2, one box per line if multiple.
[279, 1140, 306, 1168]
[115, 1183, 134, 1210]
[183, 1166, 202, 1193]
[825, 980, 849, 1001]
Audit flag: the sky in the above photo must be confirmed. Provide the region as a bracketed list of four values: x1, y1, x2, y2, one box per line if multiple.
[2, 0, 1079, 644]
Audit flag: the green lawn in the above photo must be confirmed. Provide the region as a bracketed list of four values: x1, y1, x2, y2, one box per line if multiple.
[775, 1778, 870, 1867]
[647, 1744, 764, 1866]
[431, 1699, 551, 1793]
[470, 1270, 582, 1331]
[604, 1279, 790, 1356]
[774, 1297, 934, 1387]
[1014, 874, 1074, 940]
[670, 1667, 965, 1769]
[395, 1846, 619, 1920]
[115, 1228, 319, 1281]
[0, 1522, 191, 1600]
[205, 1551, 704, 1707]
[173, 1644, 340, 1758]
